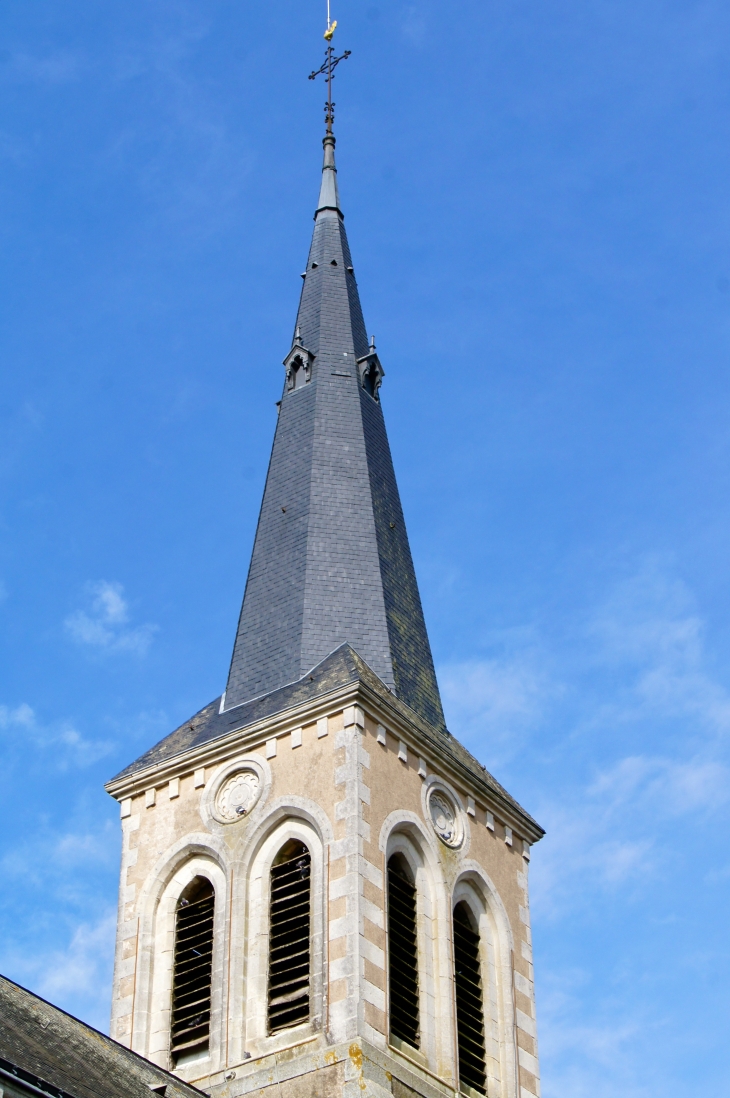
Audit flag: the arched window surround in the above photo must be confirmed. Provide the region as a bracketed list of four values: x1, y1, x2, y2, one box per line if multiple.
[132, 801, 330, 1076]
[381, 814, 453, 1078]
[170, 876, 216, 1066]
[288, 354, 307, 390]
[135, 844, 228, 1079]
[235, 811, 327, 1061]
[452, 869, 518, 1098]
[387, 852, 420, 1049]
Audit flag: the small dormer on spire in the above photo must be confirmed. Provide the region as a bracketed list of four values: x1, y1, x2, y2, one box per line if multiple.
[283, 327, 315, 392]
[357, 335, 384, 400]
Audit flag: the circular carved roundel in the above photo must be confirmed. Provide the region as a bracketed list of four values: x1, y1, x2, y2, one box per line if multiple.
[215, 770, 261, 822]
[427, 786, 463, 847]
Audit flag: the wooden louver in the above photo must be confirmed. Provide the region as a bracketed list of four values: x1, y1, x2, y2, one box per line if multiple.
[387, 854, 420, 1049]
[267, 841, 311, 1033]
[170, 877, 215, 1065]
[453, 901, 487, 1095]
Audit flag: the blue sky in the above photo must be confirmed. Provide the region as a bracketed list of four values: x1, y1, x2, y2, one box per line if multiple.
[1, 0, 729, 1094]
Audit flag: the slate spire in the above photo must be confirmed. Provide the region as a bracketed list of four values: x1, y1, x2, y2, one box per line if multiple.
[224, 126, 446, 732]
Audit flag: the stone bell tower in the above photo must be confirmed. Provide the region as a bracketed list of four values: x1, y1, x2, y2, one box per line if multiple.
[105, 55, 544, 1098]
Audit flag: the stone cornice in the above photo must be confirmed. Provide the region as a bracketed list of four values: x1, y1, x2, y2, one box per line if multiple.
[105, 677, 544, 845]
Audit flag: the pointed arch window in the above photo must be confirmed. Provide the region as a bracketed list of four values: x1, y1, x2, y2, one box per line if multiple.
[170, 877, 215, 1066]
[362, 361, 380, 399]
[387, 853, 420, 1049]
[267, 840, 311, 1032]
[356, 342, 383, 401]
[290, 355, 305, 390]
[285, 352, 312, 392]
[453, 901, 487, 1095]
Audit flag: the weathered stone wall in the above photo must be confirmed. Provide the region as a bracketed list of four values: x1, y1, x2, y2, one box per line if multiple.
[108, 690, 540, 1098]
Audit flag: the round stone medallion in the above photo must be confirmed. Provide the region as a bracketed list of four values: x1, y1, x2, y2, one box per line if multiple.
[427, 786, 463, 847]
[215, 769, 261, 822]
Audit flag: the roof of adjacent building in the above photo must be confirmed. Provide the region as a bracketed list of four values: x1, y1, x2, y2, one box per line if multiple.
[0, 974, 205, 1098]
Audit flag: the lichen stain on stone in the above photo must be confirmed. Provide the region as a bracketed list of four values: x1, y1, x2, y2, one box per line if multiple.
[324, 1051, 337, 1065]
[438, 840, 462, 888]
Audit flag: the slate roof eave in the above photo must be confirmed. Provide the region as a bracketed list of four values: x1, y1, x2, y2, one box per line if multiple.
[0, 974, 206, 1098]
[106, 644, 544, 843]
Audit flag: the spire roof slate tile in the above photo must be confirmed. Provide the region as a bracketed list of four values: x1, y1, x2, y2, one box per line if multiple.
[223, 133, 445, 730]
[115, 126, 466, 785]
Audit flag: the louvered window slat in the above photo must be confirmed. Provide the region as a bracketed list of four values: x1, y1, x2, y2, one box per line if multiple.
[267, 842, 311, 1033]
[453, 902, 487, 1095]
[387, 855, 420, 1049]
[170, 879, 215, 1065]
[174, 950, 212, 971]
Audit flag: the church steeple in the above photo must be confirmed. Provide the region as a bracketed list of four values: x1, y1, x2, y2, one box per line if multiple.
[224, 118, 445, 732]
[106, 36, 544, 1097]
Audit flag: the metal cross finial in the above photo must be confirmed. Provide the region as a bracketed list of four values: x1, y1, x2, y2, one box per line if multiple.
[308, 45, 351, 133]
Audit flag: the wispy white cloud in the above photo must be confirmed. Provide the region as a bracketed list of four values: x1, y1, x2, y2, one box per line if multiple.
[65, 580, 157, 656]
[439, 647, 556, 766]
[0, 702, 112, 767]
[529, 563, 730, 921]
[532, 801, 654, 917]
[0, 702, 35, 731]
[38, 910, 117, 1002]
[55, 828, 118, 867]
[588, 754, 730, 814]
[533, 753, 730, 917]
[1, 822, 118, 886]
[533, 751, 728, 916]
[441, 563, 730, 925]
[1, 51, 81, 84]
[96, 20, 253, 238]
[538, 978, 651, 1098]
[588, 563, 730, 736]
[0, 910, 116, 1031]
[401, 5, 428, 47]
